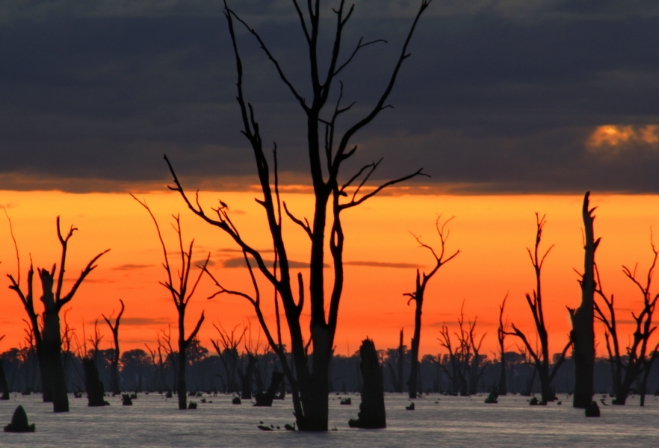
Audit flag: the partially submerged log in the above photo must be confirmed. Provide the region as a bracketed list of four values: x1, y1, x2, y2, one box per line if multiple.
[4, 405, 35, 433]
[348, 339, 386, 429]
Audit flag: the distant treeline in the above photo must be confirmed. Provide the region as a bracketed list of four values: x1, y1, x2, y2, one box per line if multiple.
[2, 342, 657, 401]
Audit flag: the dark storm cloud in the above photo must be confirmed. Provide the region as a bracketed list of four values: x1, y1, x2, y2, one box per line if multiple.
[0, 0, 657, 193]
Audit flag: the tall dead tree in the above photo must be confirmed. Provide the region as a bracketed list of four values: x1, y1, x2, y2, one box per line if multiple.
[103, 299, 125, 395]
[133, 197, 208, 410]
[594, 240, 659, 405]
[166, 0, 432, 431]
[506, 214, 572, 404]
[386, 329, 405, 393]
[8, 217, 108, 412]
[405, 217, 459, 398]
[568, 192, 599, 408]
[438, 305, 472, 396]
[497, 295, 508, 395]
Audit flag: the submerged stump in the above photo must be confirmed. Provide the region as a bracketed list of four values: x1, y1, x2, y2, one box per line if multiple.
[4, 405, 35, 433]
[585, 401, 600, 417]
[348, 338, 386, 429]
[83, 358, 109, 407]
[254, 371, 284, 407]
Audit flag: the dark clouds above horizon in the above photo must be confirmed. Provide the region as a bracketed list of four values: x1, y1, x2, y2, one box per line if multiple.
[1, 0, 658, 193]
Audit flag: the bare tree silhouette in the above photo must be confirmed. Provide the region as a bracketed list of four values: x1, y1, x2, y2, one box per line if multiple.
[497, 295, 508, 395]
[211, 324, 246, 393]
[103, 299, 125, 395]
[438, 304, 478, 396]
[165, 0, 433, 430]
[386, 329, 405, 393]
[133, 197, 208, 410]
[506, 214, 572, 404]
[405, 217, 459, 398]
[7, 217, 108, 412]
[569, 192, 599, 408]
[594, 238, 659, 405]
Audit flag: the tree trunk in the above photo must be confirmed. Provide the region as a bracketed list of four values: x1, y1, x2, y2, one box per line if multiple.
[177, 342, 187, 410]
[40, 270, 69, 413]
[0, 360, 9, 400]
[83, 358, 108, 407]
[348, 339, 386, 429]
[408, 295, 423, 399]
[241, 355, 256, 400]
[570, 192, 597, 408]
[498, 353, 507, 395]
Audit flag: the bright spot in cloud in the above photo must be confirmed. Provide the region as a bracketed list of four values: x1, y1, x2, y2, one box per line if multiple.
[587, 124, 659, 154]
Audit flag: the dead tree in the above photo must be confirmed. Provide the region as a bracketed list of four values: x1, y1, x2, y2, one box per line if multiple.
[386, 329, 405, 393]
[467, 318, 487, 395]
[497, 295, 508, 395]
[211, 324, 246, 393]
[594, 240, 659, 405]
[348, 339, 386, 429]
[103, 299, 125, 395]
[568, 192, 599, 408]
[405, 217, 459, 398]
[133, 197, 207, 410]
[438, 309, 470, 396]
[166, 0, 433, 431]
[7, 217, 108, 412]
[0, 335, 9, 400]
[82, 322, 108, 407]
[506, 214, 572, 404]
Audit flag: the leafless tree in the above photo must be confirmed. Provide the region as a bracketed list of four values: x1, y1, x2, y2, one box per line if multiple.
[506, 214, 572, 404]
[7, 217, 108, 412]
[211, 323, 246, 393]
[103, 299, 125, 395]
[133, 196, 208, 410]
[386, 329, 405, 393]
[438, 304, 472, 396]
[497, 294, 508, 395]
[467, 317, 488, 395]
[594, 239, 659, 405]
[165, 0, 433, 430]
[405, 216, 459, 398]
[569, 192, 599, 408]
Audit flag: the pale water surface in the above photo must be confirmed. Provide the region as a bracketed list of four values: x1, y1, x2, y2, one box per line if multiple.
[1, 393, 657, 447]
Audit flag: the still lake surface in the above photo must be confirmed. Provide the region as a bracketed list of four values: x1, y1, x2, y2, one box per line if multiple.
[1, 392, 657, 447]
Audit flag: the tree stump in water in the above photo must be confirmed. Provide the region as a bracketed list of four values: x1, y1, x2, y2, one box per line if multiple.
[254, 371, 284, 407]
[83, 358, 109, 407]
[4, 405, 35, 432]
[348, 339, 386, 429]
[122, 394, 133, 406]
[484, 390, 498, 404]
[585, 401, 600, 417]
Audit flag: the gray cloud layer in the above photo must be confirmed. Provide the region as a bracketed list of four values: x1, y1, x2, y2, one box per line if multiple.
[0, 0, 657, 193]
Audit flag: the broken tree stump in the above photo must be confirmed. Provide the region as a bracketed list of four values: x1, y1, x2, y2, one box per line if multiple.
[254, 371, 284, 407]
[348, 338, 386, 429]
[83, 358, 109, 407]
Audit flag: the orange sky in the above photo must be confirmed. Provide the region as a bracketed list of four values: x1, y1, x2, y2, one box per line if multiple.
[1, 190, 657, 360]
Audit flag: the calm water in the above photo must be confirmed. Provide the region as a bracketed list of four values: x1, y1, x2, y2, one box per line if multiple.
[1, 393, 657, 447]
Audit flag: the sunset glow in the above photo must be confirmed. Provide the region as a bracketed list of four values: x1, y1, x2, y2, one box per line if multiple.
[1, 190, 656, 359]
